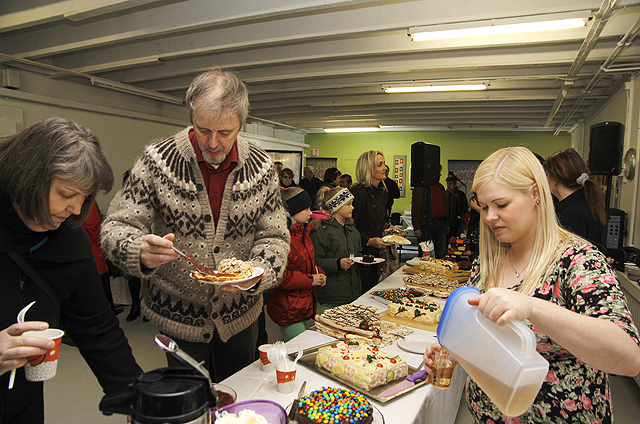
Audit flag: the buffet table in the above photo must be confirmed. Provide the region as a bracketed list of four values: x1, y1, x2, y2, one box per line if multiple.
[221, 266, 467, 424]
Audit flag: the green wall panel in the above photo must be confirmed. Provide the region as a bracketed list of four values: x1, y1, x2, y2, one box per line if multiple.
[304, 131, 570, 213]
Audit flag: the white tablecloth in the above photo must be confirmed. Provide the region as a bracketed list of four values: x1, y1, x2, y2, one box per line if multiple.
[221, 267, 467, 424]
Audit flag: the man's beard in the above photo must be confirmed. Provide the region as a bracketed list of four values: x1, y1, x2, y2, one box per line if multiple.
[204, 150, 227, 165]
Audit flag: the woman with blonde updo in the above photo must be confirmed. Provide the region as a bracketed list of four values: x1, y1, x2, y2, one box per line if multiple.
[311, 187, 362, 314]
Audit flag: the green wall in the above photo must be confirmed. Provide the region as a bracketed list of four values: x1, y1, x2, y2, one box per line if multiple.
[304, 131, 571, 213]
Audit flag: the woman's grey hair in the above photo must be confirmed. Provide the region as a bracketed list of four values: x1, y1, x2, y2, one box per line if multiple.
[186, 68, 250, 127]
[0, 117, 114, 226]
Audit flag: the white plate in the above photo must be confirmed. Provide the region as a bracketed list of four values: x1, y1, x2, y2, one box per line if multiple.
[352, 257, 385, 265]
[382, 235, 411, 245]
[405, 257, 422, 266]
[189, 267, 264, 286]
[397, 335, 438, 354]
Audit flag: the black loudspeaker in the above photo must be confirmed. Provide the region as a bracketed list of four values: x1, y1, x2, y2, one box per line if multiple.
[589, 122, 624, 175]
[411, 142, 441, 187]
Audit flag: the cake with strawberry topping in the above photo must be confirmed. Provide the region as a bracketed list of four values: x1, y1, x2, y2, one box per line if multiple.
[388, 298, 442, 325]
[315, 340, 408, 391]
[295, 387, 373, 424]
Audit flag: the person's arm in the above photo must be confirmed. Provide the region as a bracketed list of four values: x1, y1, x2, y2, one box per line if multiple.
[63, 240, 142, 393]
[469, 248, 640, 376]
[0, 322, 52, 376]
[101, 158, 163, 277]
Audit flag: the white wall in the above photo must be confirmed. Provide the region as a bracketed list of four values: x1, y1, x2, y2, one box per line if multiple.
[582, 75, 640, 247]
[0, 68, 307, 211]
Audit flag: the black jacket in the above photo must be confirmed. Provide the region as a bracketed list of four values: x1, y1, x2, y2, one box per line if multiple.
[0, 196, 141, 423]
[350, 182, 388, 256]
[556, 188, 606, 253]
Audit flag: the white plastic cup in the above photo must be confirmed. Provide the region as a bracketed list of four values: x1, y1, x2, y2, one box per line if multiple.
[258, 344, 276, 373]
[23, 329, 65, 382]
[276, 368, 296, 394]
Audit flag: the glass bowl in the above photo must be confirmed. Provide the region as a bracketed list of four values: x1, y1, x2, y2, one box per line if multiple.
[211, 399, 287, 424]
[213, 384, 237, 409]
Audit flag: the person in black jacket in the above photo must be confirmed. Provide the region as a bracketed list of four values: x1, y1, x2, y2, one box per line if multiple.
[0, 118, 141, 423]
[350, 150, 391, 292]
[544, 148, 607, 253]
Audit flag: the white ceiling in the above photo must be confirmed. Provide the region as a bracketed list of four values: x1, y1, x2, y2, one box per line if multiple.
[2, 0, 640, 134]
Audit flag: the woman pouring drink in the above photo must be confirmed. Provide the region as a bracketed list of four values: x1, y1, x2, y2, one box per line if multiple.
[424, 147, 640, 422]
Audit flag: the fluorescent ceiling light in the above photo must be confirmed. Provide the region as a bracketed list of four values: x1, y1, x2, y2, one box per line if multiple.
[323, 127, 379, 133]
[409, 12, 589, 42]
[384, 84, 487, 93]
[91, 78, 184, 105]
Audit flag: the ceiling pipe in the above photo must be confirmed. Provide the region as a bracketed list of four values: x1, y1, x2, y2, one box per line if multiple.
[0, 51, 304, 132]
[553, 6, 640, 135]
[545, 0, 616, 129]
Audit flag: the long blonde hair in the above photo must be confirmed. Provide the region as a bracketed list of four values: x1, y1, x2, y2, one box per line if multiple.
[354, 150, 387, 188]
[472, 147, 571, 294]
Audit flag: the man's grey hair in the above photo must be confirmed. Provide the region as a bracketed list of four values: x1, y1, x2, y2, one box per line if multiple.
[186, 68, 250, 127]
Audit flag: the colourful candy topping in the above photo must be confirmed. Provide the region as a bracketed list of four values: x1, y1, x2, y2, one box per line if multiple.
[297, 387, 372, 424]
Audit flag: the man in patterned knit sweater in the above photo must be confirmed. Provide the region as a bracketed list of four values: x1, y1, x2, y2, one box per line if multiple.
[102, 69, 290, 381]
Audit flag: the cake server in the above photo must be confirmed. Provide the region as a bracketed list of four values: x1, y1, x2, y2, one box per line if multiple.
[379, 367, 428, 398]
[288, 380, 306, 422]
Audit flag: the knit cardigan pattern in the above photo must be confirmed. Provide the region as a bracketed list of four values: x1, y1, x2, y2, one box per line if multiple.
[102, 128, 290, 343]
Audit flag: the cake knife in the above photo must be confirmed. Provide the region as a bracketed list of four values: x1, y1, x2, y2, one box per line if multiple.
[379, 367, 428, 398]
[288, 380, 307, 422]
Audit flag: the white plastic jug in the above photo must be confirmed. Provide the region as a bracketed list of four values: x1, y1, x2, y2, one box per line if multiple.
[437, 286, 549, 417]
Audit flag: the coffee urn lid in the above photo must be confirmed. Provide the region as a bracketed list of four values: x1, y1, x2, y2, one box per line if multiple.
[131, 368, 215, 424]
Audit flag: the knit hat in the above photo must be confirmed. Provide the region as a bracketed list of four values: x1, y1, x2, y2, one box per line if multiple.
[326, 188, 354, 214]
[286, 190, 313, 216]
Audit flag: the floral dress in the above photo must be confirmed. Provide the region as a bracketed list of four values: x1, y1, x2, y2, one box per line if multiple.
[466, 239, 639, 423]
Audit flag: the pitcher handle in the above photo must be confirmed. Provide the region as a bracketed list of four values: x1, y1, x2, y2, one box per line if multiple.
[507, 320, 537, 357]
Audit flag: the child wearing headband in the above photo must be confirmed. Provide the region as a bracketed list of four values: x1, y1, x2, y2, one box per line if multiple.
[267, 187, 326, 341]
[310, 186, 363, 314]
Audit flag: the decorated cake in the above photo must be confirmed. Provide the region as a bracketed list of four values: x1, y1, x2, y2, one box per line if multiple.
[403, 272, 471, 298]
[362, 254, 375, 263]
[314, 304, 413, 347]
[418, 257, 458, 274]
[315, 340, 408, 391]
[295, 387, 373, 424]
[388, 298, 442, 324]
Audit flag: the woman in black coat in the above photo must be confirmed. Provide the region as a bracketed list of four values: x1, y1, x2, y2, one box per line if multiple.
[350, 150, 391, 293]
[544, 148, 607, 253]
[0, 118, 141, 423]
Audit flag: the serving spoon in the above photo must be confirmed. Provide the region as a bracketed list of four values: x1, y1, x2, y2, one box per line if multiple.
[171, 246, 216, 275]
[8, 301, 36, 389]
[155, 334, 211, 384]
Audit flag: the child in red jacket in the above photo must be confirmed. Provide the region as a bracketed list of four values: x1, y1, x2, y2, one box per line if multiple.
[267, 187, 326, 341]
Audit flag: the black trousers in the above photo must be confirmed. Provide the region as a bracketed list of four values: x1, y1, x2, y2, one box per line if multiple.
[0, 369, 44, 424]
[164, 319, 258, 382]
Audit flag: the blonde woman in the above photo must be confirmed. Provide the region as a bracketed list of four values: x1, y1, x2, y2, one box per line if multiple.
[350, 150, 391, 292]
[424, 147, 640, 423]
